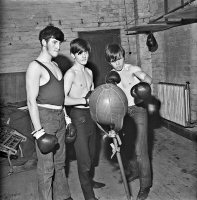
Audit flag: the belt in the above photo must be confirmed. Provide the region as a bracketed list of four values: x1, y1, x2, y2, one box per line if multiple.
[37, 104, 63, 110]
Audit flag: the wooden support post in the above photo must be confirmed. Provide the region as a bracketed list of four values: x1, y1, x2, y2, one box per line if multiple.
[113, 137, 132, 200]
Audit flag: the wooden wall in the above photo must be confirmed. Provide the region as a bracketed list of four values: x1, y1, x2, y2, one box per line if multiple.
[0, 0, 136, 104]
[0, 72, 26, 104]
[0, 0, 136, 74]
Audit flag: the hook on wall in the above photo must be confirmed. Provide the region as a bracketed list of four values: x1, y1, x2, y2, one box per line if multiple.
[98, 16, 104, 27]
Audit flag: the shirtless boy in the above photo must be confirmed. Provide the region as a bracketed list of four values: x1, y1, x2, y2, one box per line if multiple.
[105, 43, 152, 200]
[64, 38, 105, 200]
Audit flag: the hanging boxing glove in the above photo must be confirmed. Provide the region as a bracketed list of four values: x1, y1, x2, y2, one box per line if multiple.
[65, 115, 77, 143]
[32, 128, 58, 154]
[105, 70, 121, 85]
[146, 33, 158, 52]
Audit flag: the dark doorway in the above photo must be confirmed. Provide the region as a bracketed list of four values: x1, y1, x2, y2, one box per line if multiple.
[78, 29, 121, 87]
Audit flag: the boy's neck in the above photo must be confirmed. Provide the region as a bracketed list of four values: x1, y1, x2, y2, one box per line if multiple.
[38, 50, 53, 63]
[74, 62, 85, 71]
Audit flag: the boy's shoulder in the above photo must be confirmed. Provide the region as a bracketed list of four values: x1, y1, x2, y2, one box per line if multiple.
[124, 63, 141, 72]
[85, 67, 92, 73]
[27, 60, 42, 72]
[64, 66, 76, 76]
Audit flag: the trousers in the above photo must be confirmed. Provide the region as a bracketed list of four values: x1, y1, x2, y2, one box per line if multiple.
[126, 105, 152, 189]
[35, 107, 71, 200]
[70, 107, 97, 200]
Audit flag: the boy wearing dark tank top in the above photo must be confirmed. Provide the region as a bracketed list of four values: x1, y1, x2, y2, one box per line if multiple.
[26, 25, 74, 200]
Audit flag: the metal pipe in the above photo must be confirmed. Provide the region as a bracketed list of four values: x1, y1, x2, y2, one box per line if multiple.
[150, 0, 196, 23]
[133, 0, 141, 66]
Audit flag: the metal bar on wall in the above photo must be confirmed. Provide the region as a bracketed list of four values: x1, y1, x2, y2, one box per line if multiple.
[150, 0, 196, 23]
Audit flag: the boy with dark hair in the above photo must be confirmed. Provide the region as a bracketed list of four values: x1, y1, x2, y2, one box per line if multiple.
[39, 25, 65, 44]
[105, 43, 152, 200]
[64, 38, 105, 200]
[26, 25, 73, 200]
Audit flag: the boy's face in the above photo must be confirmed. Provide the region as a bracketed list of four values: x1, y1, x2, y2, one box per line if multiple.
[73, 51, 89, 65]
[110, 57, 124, 71]
[45, 38, 61, 58]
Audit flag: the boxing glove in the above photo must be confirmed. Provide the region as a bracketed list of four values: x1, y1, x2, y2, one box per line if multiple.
[84, 90, 92, 106]
[105, 71, 121, 85]
[146, 96, 160, 116]
[32, 128, 58, 154]
[130, 82, 151, 103]
[146, 33, 158, 53]
[65, 115, 77, 143]
[130, 84, 143, 105]
[65, 123, 77, 143]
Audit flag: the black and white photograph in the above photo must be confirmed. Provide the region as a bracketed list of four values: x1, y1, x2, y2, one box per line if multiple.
[0, 0, 196, 200]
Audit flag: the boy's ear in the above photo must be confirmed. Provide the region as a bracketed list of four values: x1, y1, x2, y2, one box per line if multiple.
[41, 39, 47, 47]
[70, 53, 75, 59]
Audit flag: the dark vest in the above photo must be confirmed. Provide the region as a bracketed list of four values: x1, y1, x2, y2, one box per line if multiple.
[35, 60, 64, 106]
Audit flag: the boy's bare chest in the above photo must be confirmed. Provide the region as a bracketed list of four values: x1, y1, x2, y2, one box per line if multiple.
[119, 71, 137, 89]
[74, 71, 91, 88]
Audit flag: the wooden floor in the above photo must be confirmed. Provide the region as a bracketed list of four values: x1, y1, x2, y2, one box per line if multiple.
[0, 126, 196, 200]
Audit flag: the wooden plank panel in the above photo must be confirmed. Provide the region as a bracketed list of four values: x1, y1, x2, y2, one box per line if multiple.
[0, 72, 26, 104]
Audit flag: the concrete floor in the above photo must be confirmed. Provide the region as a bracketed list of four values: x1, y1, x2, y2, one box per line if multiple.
[0, 126, 196, 200]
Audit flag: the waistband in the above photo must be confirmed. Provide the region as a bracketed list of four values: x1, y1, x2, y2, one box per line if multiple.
[37, 104, 63, 110]
[74, 105, 90, 109]
[72, 107, 90, 111]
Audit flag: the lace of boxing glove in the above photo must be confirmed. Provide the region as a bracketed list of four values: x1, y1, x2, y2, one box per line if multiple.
[65, 115, 72, 127]
[31, 127, 45, 139]
[63, 108, 72, 127]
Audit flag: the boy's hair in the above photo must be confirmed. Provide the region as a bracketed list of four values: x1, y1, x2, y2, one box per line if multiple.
[105, 43, 125, 63]
[70, 38, 91, 54]
[39, 25, 64, 44]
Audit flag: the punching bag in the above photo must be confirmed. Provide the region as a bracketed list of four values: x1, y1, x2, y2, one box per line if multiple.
[89, 83, 128, 132]
[89, 83, 132, 200]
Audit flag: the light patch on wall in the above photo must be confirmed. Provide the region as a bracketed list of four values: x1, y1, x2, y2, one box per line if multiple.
[191, 23, 197, 42]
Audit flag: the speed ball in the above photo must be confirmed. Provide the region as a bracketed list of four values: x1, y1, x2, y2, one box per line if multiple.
[89, 83, 128, 132]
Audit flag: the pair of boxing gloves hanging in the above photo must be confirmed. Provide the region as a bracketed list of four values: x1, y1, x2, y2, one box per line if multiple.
[105, 70, 158, 113]
[32, 116, 77, 155]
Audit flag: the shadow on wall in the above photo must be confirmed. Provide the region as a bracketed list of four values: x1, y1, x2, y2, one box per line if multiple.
[85, 61, 100, 87]
[53, 54, 73, 76]
[0, 1, 2, 43]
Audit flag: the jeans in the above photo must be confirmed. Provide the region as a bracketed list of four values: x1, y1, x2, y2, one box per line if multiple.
[70, 107, 97, 200]
[127, 105, 152, 189]
[35, 107, 71, 200]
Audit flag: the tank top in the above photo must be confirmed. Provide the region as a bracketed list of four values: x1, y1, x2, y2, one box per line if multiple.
[35, 60, 64, 106]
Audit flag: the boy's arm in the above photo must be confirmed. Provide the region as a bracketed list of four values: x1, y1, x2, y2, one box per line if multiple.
[26, 62, 42, 131]
[64, 70, 86, 106]
[89, 69, 94, 91]
[134, 68, 152, 85]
